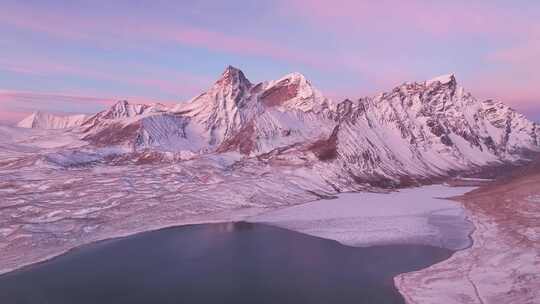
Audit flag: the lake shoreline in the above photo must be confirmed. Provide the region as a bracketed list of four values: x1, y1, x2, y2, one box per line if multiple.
[395, 170, 540, 303]
[0, 185, 473, 276]
[0, 222, 455, 304]
[0, 184, 482, 304]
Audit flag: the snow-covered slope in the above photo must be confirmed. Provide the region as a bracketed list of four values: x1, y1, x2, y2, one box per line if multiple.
[480, 99, 539, 153]
[259, 72, 333, 112]
[213, 68, 336, 155]
[13, 67, 539, 187]
[79, 100, 183, 151]
[171, 66, 262, 149]
[78, 66, 337, 155]
[81, 100, 150, 129]
[17, 112, 87, 129]
[319, 74, 539, 185]
[82, 112, 200, 153]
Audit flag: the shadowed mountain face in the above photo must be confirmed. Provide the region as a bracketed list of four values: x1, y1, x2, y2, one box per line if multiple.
[12, 66, 540, 187]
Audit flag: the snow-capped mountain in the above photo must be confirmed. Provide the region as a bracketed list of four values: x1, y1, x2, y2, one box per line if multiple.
[13, 66, 540, 187]
[259, 72, 332, 112]
[78, 100, 177, 149]
[171, 66, 261, 149]
[78, 66, 335, 154]
[209, 67, 335, 155]
[81, 100, 151, 127]
[79, 67, 260, 152]
[17, 111, 87, 129]
[311, 73, 540, 186]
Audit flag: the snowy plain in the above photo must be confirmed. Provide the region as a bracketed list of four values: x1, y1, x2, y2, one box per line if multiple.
[250, 185, 476, 250]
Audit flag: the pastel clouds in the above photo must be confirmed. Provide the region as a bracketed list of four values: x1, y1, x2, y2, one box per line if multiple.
[0, 0, 538, 123]
[0, 110, 34, 125]
[0, 55, 208, 98]
[284, 0, 538, 38]
[0, 3, 330, 69]
[0, 90, 109, 123]
[0, 88, 182, 123]
[489, 39, 540, 71]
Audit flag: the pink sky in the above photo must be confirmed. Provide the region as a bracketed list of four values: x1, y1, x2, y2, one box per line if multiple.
[0, 0, 538, 123]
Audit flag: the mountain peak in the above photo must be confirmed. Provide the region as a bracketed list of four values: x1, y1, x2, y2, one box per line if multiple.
[258, 71, 330, 112]
[100, 100, 148, 120]
[216, 65, 251, 88]
[281, 72, 308, 82]
[224, 65, 241, 74]
[274, 72, 317, 99]
[111, 100, 129, 108]
[426, 73, 456, 86]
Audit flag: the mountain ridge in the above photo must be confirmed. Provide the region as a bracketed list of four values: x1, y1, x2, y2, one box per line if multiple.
[13, 66, 540, 188]
[17, 111, 88, 129]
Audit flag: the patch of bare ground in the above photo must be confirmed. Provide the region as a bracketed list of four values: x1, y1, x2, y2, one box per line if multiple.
[308, 125, 339, 161]
[259, 79, 300, 107]
[83, 122, 140, 147]
[395, 156, 540, 304]
[216, 120, 256, 155]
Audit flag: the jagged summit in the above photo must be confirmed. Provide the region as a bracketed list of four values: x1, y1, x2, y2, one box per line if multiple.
[146, 102, 170, 113]
[426, 73, 456, 86]
[280, 72, 308, 82]
[98, 100, 149, 120]
[386, 73, 462, 106]
[215, 65, 252, 88]
[272, 72, 312, 93]
[76, 100, 153, 135]
[260, 71, 330, 112]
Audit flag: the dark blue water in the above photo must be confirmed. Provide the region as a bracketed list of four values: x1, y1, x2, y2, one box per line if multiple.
[0, 222, 452, 304]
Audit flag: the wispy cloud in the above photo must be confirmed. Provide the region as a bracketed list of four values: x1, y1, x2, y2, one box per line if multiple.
[488, 39, 540, 72]
[0, 56, 209, 98]
[0, 3, 331, 69]
[282, 0, 539, 38]
[0, 109, 29, 125]
[280, 0, 540, 117]
[0, 0, 538, 123]
[0, 89, 113, 117]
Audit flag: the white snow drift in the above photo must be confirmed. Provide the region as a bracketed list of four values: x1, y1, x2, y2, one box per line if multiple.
[250, 185, 476, 250]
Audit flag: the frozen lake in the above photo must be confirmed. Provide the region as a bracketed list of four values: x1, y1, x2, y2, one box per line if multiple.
[250, 185, 476, 250]
[0, 222, 452, 304]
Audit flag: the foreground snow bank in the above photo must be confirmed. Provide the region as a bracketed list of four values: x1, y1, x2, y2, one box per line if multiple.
[250, 185, 476, 250]
[396, 171, 540, 304]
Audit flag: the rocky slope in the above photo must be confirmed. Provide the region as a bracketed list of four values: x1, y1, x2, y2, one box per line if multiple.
[323, 74, 540, 186]
[16, 67, 539, 187]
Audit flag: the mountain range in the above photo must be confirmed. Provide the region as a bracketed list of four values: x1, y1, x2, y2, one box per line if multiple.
[15, 66, 540, 188]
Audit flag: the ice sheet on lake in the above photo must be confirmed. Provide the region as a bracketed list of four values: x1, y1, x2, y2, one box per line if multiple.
[250, 185, 476, 250]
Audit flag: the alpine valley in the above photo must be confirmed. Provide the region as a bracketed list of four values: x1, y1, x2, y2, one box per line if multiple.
[1, 66, 539, 304]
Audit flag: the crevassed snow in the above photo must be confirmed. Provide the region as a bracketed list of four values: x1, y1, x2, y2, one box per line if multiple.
[249, 185, 476, 250]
